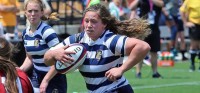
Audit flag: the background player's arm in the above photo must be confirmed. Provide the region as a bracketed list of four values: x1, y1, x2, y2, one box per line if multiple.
[20, 53, 33, 72]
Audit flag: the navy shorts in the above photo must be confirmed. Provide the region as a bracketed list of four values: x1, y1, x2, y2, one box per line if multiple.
[169, 15, 184, 40]
[117, 84, 134, 93]
[144, 24, 161, 52]
[173, 15, 184, 32]
[105, 84, 134, 93]
[31, 69, 67, 93]
[189, 24, 200, 40]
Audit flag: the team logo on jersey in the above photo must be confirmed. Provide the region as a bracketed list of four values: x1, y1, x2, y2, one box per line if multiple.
[34, 38, 40, 47]
[95, 50, 102, 61]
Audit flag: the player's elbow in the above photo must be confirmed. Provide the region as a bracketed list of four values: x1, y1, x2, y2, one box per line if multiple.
[142, 42, 151, 53]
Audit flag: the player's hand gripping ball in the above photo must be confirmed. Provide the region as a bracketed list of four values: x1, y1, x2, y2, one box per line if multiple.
[55, 43, 87, 74]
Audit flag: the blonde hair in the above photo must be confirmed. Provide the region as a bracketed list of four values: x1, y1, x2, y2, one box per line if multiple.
[24, 0, 59, 21]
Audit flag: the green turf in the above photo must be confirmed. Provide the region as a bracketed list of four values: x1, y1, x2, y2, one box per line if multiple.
[66, 61, 200, 93]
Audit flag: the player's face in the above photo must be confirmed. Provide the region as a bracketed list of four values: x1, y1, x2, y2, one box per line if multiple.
[83, 11, 106, 40]
[25, 2, 43, 26]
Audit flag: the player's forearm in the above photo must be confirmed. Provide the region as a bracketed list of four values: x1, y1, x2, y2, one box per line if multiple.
[42, 66, 57, 82]
[44, 50, 57, 66]
[120, 41, 150, 73]
[20, 56, 33, 72]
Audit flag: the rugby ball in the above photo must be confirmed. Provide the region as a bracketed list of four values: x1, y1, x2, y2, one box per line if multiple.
[55, 43, 87, 74]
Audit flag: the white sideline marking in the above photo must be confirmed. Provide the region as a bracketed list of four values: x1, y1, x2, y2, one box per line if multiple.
[133, 81, 200, 89]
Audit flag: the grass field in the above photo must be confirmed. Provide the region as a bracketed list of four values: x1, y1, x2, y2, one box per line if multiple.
[66, 61, 200, 93]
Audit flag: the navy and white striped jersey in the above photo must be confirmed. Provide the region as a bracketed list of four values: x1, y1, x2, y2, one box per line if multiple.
[23, 22, 59, 72]
[54, 30, 130, 92]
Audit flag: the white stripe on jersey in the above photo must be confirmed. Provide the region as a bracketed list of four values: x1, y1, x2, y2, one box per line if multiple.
[84, 77, 108, 85]
[58, 30, 129, 92]
[104, 33, 115, 47]
[80, 58, 124, 73]
[28, 49, 48, 56]
[50, 42, 64, 50]
[42, 28, 60, 47]
[42, 28, 56, 39]
[23, 22, 59, 72]
[116, 36, 127, 55]
[32, 59, 44, 64]
[47, 38, 60, 47]
[33, 63, 50, 72]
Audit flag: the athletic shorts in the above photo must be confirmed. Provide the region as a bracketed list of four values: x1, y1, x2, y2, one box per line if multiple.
[105, 84, 134, 93]
[189, 24, 200, 40]
[31, 69, 67, 93]
[172, 15, 184, 32]
[144, 24, 161, 52]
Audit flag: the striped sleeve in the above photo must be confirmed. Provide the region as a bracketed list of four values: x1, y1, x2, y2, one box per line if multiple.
[42, 28, 60, 47]
[108, 35, 127, 55]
